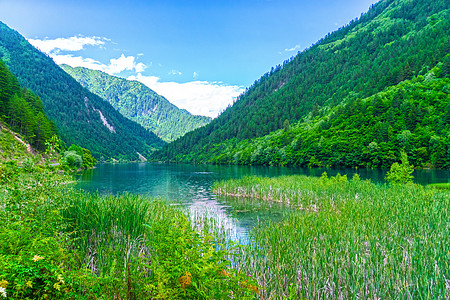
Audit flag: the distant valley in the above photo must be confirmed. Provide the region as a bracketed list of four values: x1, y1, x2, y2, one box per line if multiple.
[61, 65, 211, 143]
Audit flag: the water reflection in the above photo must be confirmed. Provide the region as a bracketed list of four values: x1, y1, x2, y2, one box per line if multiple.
[75, 163, 449, 241]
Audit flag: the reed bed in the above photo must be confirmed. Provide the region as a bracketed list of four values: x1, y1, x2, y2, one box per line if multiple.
[62, 193, 153, 275]
[214, 174, 450, 299]
[1, 163, 259, 299]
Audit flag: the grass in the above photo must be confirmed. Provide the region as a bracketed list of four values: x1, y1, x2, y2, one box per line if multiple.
[427, 182, 450, 190]
[0, 162, 259, 299]
[214, 174, 450, 299]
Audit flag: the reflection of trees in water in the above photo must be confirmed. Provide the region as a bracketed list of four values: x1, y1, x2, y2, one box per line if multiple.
[74, 163, 449, 241]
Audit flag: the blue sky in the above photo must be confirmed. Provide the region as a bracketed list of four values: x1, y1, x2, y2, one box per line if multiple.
[0, 0, 379, 117]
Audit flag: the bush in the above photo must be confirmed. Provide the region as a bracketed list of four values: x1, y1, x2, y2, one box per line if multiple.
[385, 150, 414, 185]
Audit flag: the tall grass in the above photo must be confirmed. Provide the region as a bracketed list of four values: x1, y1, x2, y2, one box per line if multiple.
[62, 193, 152, 275]
[0, 163, 259, 299]
[214, 174, 450, 299]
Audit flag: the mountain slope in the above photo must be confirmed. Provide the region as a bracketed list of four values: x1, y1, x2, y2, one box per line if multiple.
[0, 21, 165, 160]
[153, 0, 450, 162]
[61, 65, 211, 142]
[0, 59, 58, 152]
[176, 65, 450, 169]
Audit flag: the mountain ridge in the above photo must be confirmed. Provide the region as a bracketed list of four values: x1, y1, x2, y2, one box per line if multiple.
[61, 65, 211, 142]
[153, 0, 450, 165]
[0, 21, 165, 160]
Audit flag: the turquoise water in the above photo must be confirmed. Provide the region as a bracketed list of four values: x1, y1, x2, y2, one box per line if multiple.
[75, 163, 449, 241]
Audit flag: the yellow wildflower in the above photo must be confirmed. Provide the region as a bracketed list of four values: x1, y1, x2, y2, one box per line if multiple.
[33, 255, 44, 262]
[26, 281, 33, 288]
[0, 280, 7, 288]
[179, 272, 192, 289]
[57, 274, 64, 285]
[53, 282, 61, 291]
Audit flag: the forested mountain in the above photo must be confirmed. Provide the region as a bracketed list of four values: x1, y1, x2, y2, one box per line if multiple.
[61, 65, 211, 142]
[153, 0, 450, 166]
[0, 21, 165, 161]
[0, 59, 57, 152]
[169, 65, 450, 169]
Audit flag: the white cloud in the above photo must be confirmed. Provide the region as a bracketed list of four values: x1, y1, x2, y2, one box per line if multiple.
[135, 62, 147, 73]
[51, 54, 106, 71]
[128, 73, 244, 118]
[106, 54, 147, 74]
[28, 35, 109, 53]
[285, 44, 302, 52]
[52, 53, 146, 75]
[169, 69, 182, 75]
[28, 36, 146, 75]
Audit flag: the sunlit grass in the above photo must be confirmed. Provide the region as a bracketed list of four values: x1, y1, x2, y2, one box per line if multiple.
[214, 174, 450, 299]
[0, 163, 259, 299]
[427, 183, 450, 190]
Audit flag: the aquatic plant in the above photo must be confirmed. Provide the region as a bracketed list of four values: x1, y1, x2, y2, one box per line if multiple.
[215, 174, 450, 299]
[0, 162, 258, 299]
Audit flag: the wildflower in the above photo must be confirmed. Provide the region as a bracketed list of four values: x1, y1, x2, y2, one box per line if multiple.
[0, 286, 6, 298]
[219, 269, 230, 277]
[241, 281, 259, 295]
[33, 255, 44, 262]
[57, 274, 64, 284]
[179, 272, 192, 289]
[0, 280, 7, 288]
[26, 281, 33, 288]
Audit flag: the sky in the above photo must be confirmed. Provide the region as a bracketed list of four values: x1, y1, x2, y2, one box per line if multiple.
[0, 0, 379, 117]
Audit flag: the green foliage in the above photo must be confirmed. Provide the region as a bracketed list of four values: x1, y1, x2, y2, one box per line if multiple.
[385, 150, 414, 185]
[62, 65, 211, 143]
[62, 144, 97, 170]
[215, 175, 450, 299]
[63, 151, 82, 169]
[0, 127, 33, 161]
[0, 22, 165, 160]
[0, 60, 58, 152]
[159, 71, 450, 169]
[0, 224, 75, 299]
[426, 182, 450, 190]
[154, 0, 450, 164]
[0, 163, 258, 299]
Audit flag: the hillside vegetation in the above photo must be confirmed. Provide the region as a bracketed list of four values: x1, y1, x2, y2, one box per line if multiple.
[0, 21, 165, 161]
[165, 67, 450, 169]
[61, 65, 211, 142]
[0, 59, 57, 153]
[0, 162, 258, 299]
[153, 0, 450, 166]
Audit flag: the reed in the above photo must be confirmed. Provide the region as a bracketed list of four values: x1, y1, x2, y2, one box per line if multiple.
[215, 174, 450, 299]
[62, 192, 153, 275]
[427, 183, 450, 190]
[0, 164, 259, 299]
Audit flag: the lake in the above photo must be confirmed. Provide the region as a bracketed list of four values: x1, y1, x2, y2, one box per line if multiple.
[75, 163, 449, 241]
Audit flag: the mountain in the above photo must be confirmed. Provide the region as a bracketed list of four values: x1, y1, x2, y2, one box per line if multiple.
[0, 21, 165, 161]
[61, 65, 211, 142]
[153, 0, 450, 166]
[176, 67, 450, 169]
[0, 59, 58, 153]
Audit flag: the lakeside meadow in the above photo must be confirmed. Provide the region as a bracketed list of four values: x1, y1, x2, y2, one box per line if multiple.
[213, 174, 450, 299]
[0, 162, 258, 299]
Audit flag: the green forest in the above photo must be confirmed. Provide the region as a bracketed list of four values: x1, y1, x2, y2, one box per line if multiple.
[0, 59, 57, 152]
[153, 0, 450, 169]
[0, 21, 165, 161]
[158, 65, 450, 169]
[61, 65, 211, 143]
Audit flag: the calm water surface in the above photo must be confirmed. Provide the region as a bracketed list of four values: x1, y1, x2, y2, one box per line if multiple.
[75, 163, 449, 241]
